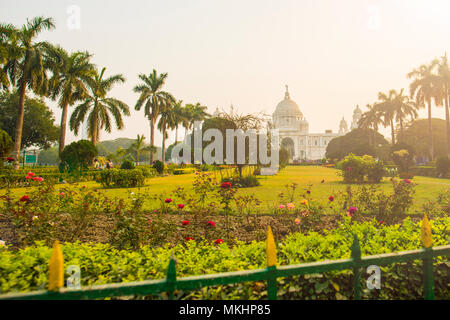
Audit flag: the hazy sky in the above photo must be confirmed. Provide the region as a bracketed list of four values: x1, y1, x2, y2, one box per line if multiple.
[1, 0, 449, 146]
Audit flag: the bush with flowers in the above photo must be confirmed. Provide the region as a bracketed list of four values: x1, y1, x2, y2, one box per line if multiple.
[337, 154, 386, 184]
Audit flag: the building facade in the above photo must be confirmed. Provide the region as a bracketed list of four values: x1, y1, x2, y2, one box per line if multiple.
[272, 86, 358, 161]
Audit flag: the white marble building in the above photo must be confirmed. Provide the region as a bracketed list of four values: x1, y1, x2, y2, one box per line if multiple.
[273, 86, 359, 161]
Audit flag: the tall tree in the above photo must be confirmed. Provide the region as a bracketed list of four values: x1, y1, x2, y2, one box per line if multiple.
[375, 89, 417, 145]
[157, 100, 176, 164]
[183, 102, 210, 137]
[432, 53, 450, 157]
[358, 104, 383, 147]
[69, 67, 130, 146]
[171, 100, 186, 143]
[126, 134, 154, 164]
[408, 62, 440, 160]
[45, 46, 95, 156]
[0, 90, 59, 149]
[0, 23, 18, 89]
[6, 17, 55, 169]
[133, 69, 174, 164]
[392, 88, 418, 135]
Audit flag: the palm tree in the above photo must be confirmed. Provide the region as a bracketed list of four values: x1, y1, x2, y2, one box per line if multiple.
[183, 102, 210, 136]
[157, 100, 177, 164]
[375, 89, 417, 145]
[133, 69, 174, 164]
[5, 17, 55, 169]
[69, 67, 130, 146]
[358, 104, 382, 146]
[45, 46, 95, 156]
[408, 63, 440, 160]
[171, 100, 186, 143]
[392, 88, 418, 135]
[0, 23, 18, 89]
[127, 134, 154, 164]
[432, 53, 450, 157]
[375, 90, 397, 144]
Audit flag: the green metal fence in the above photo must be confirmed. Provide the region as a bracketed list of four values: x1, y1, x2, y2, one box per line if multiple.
[0, 219, 449, 300]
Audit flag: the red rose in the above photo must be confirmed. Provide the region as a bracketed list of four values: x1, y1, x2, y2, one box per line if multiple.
[220, 182, 232, 189]
[346, 167, 351, 171]
[20, 195, 29, 202]
[207, 221, 216, 227]
[165, 198, 172, 203]
[178, 204, 185, 209]
[215, 239, 224, 244]
[185, 237, 194, 241]
[328, 195, 334, 202]
[182, 220, 190, 226]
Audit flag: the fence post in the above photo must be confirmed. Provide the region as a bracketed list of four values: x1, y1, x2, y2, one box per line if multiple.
[166, 255, 177, 300]
[351, 235, 362, 300]
[266, 226, 278, 300]
[421, 215, 434, 300]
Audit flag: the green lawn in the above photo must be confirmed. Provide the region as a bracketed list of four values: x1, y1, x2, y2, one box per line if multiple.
[2, 166, 449, 213]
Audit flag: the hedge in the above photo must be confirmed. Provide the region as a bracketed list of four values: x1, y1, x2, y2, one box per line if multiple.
[0, 217, 448, 299]
[172, 168, 196, 175]
[98, 168, 145, 188]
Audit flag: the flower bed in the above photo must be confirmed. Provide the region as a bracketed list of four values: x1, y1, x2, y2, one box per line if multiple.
[0, 217, 448, 299]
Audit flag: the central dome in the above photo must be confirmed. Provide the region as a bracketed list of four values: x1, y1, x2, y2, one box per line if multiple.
[273, 85, 303, 119]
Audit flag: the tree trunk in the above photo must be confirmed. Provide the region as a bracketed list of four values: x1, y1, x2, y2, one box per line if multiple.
[175, 126, 178, 144]
[399, 118, 404, 138]
[445, 84, 450, 158]
[150, 118, 155, 164]
[390, 119, 395, 145]
[58, 102, 69, 157]
[161, 125, 166, 164]
[91, 120, 98, 146]
[427, 99, 434, 161]
[12, 82, 26, 170]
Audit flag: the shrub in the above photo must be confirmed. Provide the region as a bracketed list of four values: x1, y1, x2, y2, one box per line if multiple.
[221, 174, 260, 188]
[410, 166, 436, 178]
[238, 175, 260, 188]
[0, 129, 13, 166]
[436, 156, 450, 178]
[60, 140, 98, 173]
[120, 160, 135, 170]
[343, 178, 416, 222]
[279, 147, 290, 169]
[135, 166, 156, 178]
[366, 160, 386, 183]
[337, 154, 385, 184]
[99, 169, 145, 188]
[391, 148, 415, 174]
[173, 168, 195, 175]
[153, 160, 164, 174]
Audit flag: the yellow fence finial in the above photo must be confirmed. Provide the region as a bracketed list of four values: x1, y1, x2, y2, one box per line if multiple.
[421, 214, 432, 248]
[48, 240, 64, 292]
[266, 226, 277, 267]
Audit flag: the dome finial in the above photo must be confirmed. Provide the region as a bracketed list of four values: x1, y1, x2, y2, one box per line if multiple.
[285, 84, 290, 99]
